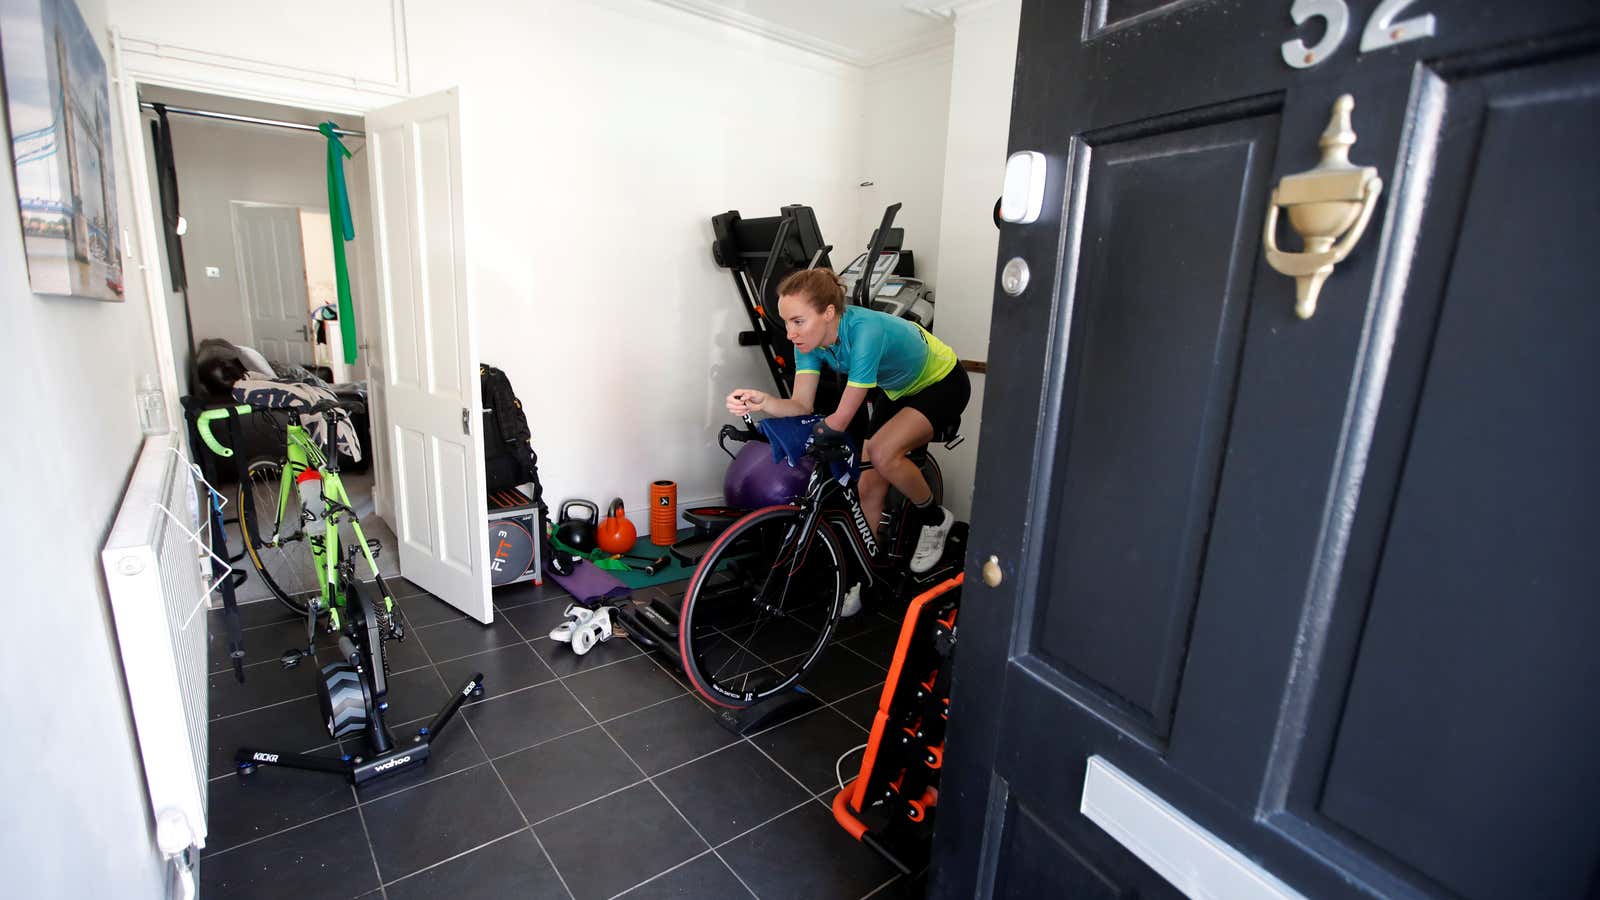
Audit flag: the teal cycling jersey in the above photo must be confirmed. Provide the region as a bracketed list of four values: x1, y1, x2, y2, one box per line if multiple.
[794, 306, 957, 400]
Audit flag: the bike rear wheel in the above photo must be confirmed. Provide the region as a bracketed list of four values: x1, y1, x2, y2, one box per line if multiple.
[678, 505, 845, 708]
[238, 457, 318, 616]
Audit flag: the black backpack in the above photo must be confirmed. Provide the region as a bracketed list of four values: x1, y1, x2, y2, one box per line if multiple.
[480, 363, 546, 507]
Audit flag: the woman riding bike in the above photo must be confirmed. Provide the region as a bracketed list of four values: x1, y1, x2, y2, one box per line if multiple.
[725, 267, 969, 613]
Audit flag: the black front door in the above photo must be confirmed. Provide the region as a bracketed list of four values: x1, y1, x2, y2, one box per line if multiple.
[934, 2, 1600, 897]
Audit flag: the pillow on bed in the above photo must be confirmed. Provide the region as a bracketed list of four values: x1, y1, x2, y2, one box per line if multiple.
[233, 344, 276, 379]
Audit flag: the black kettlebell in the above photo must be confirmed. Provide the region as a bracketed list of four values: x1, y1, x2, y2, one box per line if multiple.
[555, 499, 600, 553]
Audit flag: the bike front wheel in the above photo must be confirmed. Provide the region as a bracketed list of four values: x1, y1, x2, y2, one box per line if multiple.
[678, 505, 845, 708]
[238, 457, 318, 616]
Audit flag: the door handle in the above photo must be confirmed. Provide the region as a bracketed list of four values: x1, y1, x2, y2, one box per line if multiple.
[296, 324, 311, 340]
[1263, 94, 1384, 319]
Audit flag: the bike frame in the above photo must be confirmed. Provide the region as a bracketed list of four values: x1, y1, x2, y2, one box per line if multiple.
[788, 457, 923, 595]
[260, 419, 390, 628]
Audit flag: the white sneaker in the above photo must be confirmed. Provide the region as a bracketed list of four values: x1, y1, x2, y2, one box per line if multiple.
[909, 507, 954, 574]
[840, 583, 862, 618]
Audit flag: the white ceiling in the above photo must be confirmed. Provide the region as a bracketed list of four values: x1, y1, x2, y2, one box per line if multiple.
[651, 0, 971, 67]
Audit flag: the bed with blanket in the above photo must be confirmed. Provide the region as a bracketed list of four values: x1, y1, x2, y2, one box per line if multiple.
[188, 339, 371, 474]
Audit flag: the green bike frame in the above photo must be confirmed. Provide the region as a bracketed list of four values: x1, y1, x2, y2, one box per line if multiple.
[273, 421, 391, 626]
[198, 404, 394, 629]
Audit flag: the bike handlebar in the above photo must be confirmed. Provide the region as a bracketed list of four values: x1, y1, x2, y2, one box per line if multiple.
[196, 399, 363, 458]
[196, 405, 253, 458]
[717, 414, 855, 465]
[718, 414, 766, 458]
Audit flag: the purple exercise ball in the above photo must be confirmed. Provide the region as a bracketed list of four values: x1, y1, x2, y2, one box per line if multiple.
[724, 440, 814, 508]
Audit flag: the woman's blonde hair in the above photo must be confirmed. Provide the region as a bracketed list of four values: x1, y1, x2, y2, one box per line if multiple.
[777, 268, 846, 317]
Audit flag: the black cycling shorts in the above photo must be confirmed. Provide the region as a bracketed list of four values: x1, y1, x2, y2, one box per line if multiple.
[867, 364, 970, 438]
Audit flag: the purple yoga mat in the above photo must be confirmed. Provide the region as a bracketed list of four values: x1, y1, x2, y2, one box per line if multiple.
[545, 559, 632, 603]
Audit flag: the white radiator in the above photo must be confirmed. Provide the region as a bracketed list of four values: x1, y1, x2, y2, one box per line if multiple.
[101, 432, 213, 893]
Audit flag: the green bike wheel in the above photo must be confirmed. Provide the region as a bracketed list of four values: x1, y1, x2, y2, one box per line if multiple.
[238, 457, 319, 617]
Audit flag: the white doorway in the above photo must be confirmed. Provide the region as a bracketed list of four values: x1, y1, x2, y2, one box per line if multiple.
[119, 74, 492, 623]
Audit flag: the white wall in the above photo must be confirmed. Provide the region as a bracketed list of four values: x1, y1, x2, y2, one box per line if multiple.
[0, 0, 171, 894]
[929, 0, 1022, 521]
[406, 0, 866, 517]
[855, 45, 953, 287]
[158, 111, 372, 381]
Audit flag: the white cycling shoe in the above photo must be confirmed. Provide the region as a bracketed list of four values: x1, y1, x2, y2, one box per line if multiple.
[908, 507, 955, 574]
[549, 604, 614, 655]
[549, 603, 595, 642]
[572, 607, 613, 656]
[840, 583, 862, 618]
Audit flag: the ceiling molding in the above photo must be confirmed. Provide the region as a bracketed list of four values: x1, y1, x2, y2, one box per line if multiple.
[646, 0, 959, 68]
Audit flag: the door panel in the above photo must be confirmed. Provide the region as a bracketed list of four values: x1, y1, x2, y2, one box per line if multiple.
[1038, 113, 1278, 741]
[393, 425, 432, 556]
[1316, 54, 1600, 900]
[375, 131, 422, 388]
[415, 115, 464, 399]
[1090, 0, 1204, 37]
[933, 2, 1600, 898]
[366, 88, 490, 623]
[432, 437, 474, 572]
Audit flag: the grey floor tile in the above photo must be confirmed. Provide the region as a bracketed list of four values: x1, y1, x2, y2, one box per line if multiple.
[383, 829, 566, 900]
[534, 783, 706, 900]
[563, 655, 685, 722]
[493, 725, 642, 823]
[461, 680, 593, 758]
[204, 764, 354, 854]
[434, 642, 554, 703]
[361, 764, 524, 883]
[654, 743, 810, 847]
[719, 803, 899, 900]
[614, 851, 752, 899]
[603, 694, 737, 776]
[199, 809, 379, 900]
[751, 706, 872, 795]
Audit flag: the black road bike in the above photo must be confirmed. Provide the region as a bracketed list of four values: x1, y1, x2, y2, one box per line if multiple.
[676, 420, 959, 708]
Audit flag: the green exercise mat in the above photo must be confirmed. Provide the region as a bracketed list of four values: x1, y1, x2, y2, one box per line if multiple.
[609, 531, 700, 590]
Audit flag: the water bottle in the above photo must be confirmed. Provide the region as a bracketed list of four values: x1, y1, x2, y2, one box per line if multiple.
[297, 470, 324, 523]
[137, 374, 168, 435]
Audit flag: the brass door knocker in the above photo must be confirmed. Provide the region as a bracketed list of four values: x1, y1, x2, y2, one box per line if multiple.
[1264, 94, 1384, 319]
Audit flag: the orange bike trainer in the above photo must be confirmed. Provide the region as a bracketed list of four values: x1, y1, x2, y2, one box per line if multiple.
[832, 573, 963, 839]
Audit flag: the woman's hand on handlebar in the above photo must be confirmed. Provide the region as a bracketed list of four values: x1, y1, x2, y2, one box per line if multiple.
[726, 388, 768, 416]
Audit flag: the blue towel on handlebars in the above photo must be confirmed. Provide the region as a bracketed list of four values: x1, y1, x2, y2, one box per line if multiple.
[756, 415, 859, 485]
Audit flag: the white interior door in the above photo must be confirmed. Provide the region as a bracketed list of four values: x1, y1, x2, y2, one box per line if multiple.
[365, 88, 490, 623]
[234, 203, 314, 367]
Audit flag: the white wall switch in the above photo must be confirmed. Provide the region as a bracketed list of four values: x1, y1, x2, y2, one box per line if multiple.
[205, 266, 221, 278]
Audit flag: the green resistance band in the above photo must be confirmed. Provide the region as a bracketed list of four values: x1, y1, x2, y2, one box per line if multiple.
[318, 123, 358, 365]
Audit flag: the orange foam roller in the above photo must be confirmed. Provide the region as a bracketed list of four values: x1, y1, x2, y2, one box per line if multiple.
[649, 480, 677, 545]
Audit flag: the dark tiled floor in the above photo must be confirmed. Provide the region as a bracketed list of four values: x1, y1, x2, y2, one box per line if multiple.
[202, 578, 918, 899]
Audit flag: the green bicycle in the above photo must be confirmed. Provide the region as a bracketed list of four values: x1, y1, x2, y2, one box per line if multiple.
[197, 399, 482, 785]
[198, 401, 383, 620]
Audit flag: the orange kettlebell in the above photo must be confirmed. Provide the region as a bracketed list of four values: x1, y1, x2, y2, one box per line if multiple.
[596, 498, 637, 554]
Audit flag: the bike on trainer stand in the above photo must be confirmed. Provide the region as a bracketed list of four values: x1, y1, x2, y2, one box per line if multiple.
[198, 401, 483, 785]
[624, 416, 964, 735]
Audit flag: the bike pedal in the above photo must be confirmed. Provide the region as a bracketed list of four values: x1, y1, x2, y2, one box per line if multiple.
[366, 538, 383, 559]
[280, 648, 305, 669]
